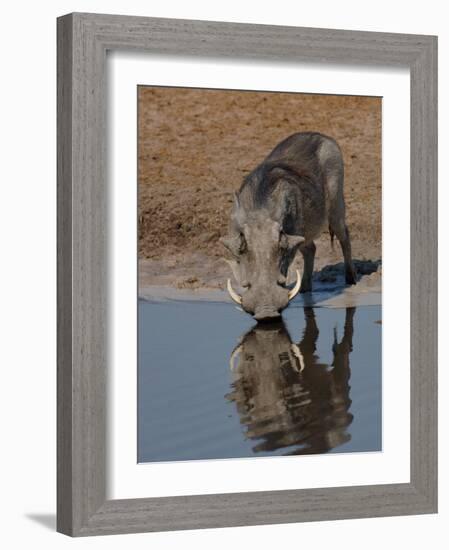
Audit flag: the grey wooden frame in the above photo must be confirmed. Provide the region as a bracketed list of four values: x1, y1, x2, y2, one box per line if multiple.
[57, 12, 438, 537]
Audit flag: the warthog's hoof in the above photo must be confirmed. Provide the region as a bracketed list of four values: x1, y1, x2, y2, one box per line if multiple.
[345, 268, 357, 285]
[299, 283, 312, 294]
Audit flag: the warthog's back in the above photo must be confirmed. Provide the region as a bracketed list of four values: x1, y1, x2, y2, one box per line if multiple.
[238, 132, 343, 240]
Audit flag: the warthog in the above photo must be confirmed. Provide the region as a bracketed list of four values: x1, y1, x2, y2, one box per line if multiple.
[221, 132, 356, 320]
[226, 308, 355, 454]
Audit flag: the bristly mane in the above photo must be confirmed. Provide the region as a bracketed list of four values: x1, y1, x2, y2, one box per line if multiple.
[241, 160, 317, 208]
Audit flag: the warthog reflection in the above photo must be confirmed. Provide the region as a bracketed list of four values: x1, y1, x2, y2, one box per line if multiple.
[226, 307, 355, 455]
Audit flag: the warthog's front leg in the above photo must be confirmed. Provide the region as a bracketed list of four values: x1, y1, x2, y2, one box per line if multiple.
[299, 241, 316, 293]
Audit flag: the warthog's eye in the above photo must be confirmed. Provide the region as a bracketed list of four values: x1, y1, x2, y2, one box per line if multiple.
[279, 232, 289, 249]
[238, 233, 247, 254]
[279, 232, 305, 250]
[221, 233, 246, 258]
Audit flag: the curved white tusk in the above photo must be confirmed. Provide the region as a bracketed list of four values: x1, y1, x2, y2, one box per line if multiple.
[226, 279, 242, 305]
[288, 269, 302, 301]
[229, 345, 243, 371]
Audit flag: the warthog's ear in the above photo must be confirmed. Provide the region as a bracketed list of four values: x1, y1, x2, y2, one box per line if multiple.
[220, 234, 244, 257]
[231, 192, 246, 227]
[281, 233, 305, 249]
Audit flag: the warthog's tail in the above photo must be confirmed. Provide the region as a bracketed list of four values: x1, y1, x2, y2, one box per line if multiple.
[329, 225, 335, 249]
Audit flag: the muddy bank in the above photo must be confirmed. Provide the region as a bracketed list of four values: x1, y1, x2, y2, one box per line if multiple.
[139, 259, 382, 309]
[139, 247, 381, 290]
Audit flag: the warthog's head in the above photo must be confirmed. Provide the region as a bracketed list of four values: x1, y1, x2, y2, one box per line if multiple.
[221, 196, 304, 321]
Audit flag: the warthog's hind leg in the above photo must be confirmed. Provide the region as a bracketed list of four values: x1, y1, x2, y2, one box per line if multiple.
[333, 223, 357, 285]
[299, 241, 316, 293]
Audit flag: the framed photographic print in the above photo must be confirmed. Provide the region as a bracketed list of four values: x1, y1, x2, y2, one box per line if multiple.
[57, 13, 437, 536]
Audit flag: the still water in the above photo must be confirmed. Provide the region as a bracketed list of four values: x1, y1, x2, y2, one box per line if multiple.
[138, 299, 381, 462]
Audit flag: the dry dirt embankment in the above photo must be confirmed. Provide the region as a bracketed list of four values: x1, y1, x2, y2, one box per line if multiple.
[138, 87, 381, 291]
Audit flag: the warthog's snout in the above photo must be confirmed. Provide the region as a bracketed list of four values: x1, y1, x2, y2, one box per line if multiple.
[227, 270, 301, 321]
[242, 285, 288, 321]
[253, 307, 282, 322]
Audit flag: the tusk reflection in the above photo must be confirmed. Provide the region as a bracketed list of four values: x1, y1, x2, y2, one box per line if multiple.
[290, 343, 305, 372]
[229, 344, 243, 371]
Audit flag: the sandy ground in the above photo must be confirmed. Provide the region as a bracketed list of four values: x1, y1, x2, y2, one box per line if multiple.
[138, 86, 381, 296]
